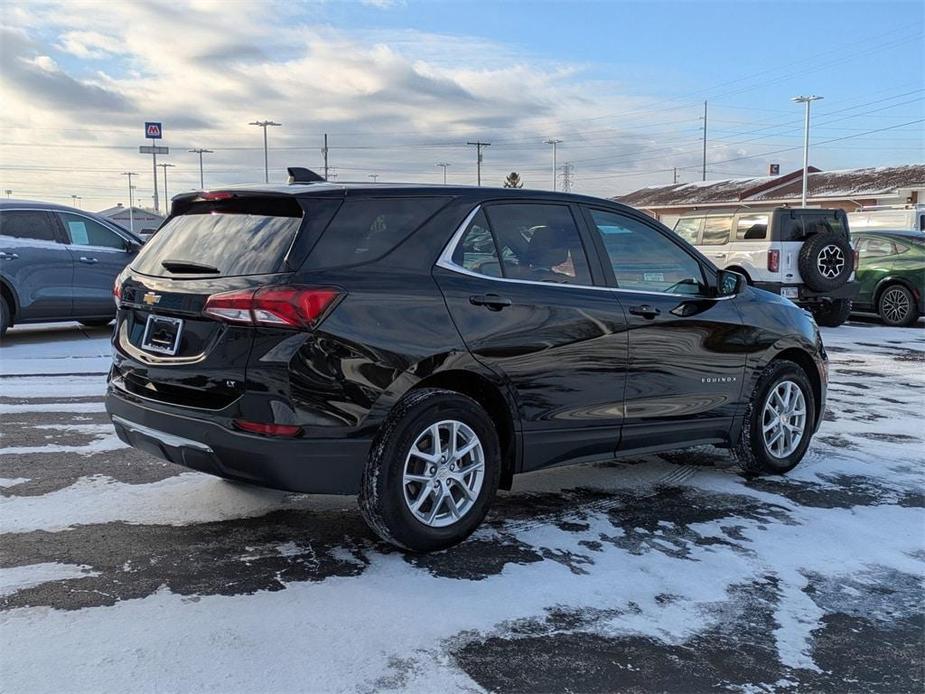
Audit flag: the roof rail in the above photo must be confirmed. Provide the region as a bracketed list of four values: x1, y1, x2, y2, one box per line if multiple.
[287, 167, 326, 184]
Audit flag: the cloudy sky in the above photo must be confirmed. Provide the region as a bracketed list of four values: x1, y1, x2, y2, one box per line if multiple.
[1, 0, 923, 211]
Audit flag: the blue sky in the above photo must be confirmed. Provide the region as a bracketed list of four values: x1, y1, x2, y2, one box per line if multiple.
[1, 0, 922, 206]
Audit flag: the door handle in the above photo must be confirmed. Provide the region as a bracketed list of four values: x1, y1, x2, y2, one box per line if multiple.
[79, 256, 99, 264]
[469, 294, 512, 311]
[629, 304, 661, 319]
[0, 251, 19, 260]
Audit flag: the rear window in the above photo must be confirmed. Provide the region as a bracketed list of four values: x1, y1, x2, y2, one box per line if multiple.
[735, 214, 769, 240]
[306, 197, 449, 268]
[131, 197, 303, 277]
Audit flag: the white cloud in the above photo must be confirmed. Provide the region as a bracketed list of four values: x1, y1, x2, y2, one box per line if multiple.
[55, 30, 122, 60]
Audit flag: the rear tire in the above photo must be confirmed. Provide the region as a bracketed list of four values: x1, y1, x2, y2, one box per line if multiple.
[0, 296, 8, 338]
[811, 299, 851, 328]
[358, 388, 501, 552]
[733, 360, 816, 477]
[877, 284, 917, 327]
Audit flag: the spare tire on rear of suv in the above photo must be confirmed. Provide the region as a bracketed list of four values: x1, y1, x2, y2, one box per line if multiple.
[798, 231, 853, 292]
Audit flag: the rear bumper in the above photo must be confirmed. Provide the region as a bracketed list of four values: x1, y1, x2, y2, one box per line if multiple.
[753, 281, 859, 304]
[106, 386, 369, 495]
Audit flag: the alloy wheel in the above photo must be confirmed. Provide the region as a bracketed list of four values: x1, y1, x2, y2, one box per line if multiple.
[816, 244, 845, 279]
[761, 380, 807, 459]
[402, 419, 485, 528]
[881, 287, 911, 324]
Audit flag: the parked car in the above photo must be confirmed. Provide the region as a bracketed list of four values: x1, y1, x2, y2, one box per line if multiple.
[849, 205, 925, 233]
[672, 207, 857, 327]
[107, 173, 828, 552]
[850, 229, 924, 327]
[0, 200, 143, 336]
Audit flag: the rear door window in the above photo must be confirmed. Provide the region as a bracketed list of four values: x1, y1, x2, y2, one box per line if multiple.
[308, 197, 449, 268]
[0, 210, 60, 242]
[483, 203, 592, 285]
[673, 217, 702, 244]
[735, 214, 769, 240]
[452, 210, 502, 277]
[701, 216, 732, 245]
[131, 197, 304, 277]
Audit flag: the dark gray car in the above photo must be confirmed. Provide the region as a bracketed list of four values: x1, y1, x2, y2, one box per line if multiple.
[0, 200, 142, 336]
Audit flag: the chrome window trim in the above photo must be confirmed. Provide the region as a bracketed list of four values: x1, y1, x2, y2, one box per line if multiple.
[435, 204, 739, 300]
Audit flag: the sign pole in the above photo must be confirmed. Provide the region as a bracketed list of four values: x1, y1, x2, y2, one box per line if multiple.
[151, 137, 159, 213]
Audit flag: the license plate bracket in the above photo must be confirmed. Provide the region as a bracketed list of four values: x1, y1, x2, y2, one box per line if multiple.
[141, 314, 184, 355]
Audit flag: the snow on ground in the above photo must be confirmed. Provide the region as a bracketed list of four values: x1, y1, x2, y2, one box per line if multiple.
[0, 320, 922, 693]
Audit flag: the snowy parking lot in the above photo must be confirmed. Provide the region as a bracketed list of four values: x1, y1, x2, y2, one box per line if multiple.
[1, 321, 922, 693]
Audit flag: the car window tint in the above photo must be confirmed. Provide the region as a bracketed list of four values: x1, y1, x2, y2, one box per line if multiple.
[0, 210, 59, 242]
[59, 213, 124, 249]
[735, 214, 769, 240]
[701, 216, 732, 245]
[310, 197, 449, 268]
[483, 203, 592, 285]
[860, 237, 894, 257]
[452, 209, 501, 278]
[588, 209, 708, 296]
[673, 218, 701, 244]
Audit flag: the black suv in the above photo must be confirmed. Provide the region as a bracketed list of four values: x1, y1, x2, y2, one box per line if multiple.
[107, 173, 828, 551]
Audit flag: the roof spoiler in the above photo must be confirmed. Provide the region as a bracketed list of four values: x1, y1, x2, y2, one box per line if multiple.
[287, 167, 326, 184]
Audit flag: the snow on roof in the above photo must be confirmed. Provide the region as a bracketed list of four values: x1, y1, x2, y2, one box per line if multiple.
[614, 164, 925, 208]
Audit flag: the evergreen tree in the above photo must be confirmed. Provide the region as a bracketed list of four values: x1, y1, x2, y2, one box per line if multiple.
[503, 172, 523, 188]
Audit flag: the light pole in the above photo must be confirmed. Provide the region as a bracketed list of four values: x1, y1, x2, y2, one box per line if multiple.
[71, 194, 82, 208]
[792, 95, 823, 207]
[157, 163, 175, 210]
[188, 148, 213, 189]
[436, 162, 451, 184]
[122, 172, 139, 233]
[368, 174, 379, 183]
[4, 190, 11, 199]
[249, 120, 281, 183]
[544, 139, 562, 191]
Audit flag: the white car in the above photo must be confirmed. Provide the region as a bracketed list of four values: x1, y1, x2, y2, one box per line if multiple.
[672, 207, 857, 326]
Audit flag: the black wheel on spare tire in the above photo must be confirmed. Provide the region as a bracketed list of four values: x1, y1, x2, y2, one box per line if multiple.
[877, 284, 917, 327]
[79, 318, 113, 328]
[358, 388, 501, 552]
[0, 295, 9, 338]
[733, 359, 816, 477]
[798, 231, 854, 292]
[811, 299, 852, 328]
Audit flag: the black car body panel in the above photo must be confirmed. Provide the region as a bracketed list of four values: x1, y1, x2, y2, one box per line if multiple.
[106, 182, 827, 494]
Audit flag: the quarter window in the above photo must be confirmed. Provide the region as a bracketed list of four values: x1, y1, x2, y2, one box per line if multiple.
[59, 213, 125, 249]
[587, 209, 708, 296]
[673, 217, 702, 244]
[0, 210, 59, 242]
[701, 216, 732, 245]
[482, 203, 592, 285]
[735, 214, 769, 240]
[452, 210, 501, 277]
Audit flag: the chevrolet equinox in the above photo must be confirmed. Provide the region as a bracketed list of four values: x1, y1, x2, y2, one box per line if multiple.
[107, 170, 828, 551]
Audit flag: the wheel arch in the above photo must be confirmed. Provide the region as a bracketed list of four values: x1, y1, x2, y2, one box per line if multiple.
[0, 276, 19, 325]
[770, 347, 823, 425]
[873, 276, 919, 309]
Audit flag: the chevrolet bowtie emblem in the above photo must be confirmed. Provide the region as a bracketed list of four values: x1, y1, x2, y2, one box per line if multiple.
[143, 292, 161, 306]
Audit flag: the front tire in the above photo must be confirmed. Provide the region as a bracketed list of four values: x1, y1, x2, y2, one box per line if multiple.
[358, 388, 501, 552]
[877, 284, 917, 327]
[733, 360, 816, 476]
[811, 299, 851, 327]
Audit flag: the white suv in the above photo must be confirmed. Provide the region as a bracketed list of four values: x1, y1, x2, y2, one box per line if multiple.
[672, 207, 857, 326]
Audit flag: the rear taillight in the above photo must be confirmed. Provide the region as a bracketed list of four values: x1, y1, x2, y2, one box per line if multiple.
[203, 286, 341, 329]
[113, 277, 122, 306]
[200, 191, 235, 201]
[233, 419, 302, 437]
[767, 249, 780, 273]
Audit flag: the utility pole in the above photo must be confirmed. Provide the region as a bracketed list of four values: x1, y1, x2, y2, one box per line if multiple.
[792, 95, 823, 207]
[158, 163, 175, 210]
[188, 148, 213, 189]
[327, 167, 337, 181]
[122, 172, 138, 233]
[368, 174, 379, 183]
[466, 141, 491, 186]
[559, 162, 574, 193]
[436, 162, 450, 184]
[71, 194, 82, 208]
[673, 167, 679, 184]
[545, 139, 563, 191]
[249, 120, 281, 183]
[701, 100, 708, 181]
[322, 133, 329, 180]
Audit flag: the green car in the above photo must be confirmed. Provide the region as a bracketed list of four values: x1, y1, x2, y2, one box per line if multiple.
[850, 229, 925, 327]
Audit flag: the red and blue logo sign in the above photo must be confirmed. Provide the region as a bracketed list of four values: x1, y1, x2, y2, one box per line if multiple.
[145, 122, 162, 139]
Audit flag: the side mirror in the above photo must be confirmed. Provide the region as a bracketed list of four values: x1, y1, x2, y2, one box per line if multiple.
[716, 269, 745, 297]
[124, 239, 142, 252]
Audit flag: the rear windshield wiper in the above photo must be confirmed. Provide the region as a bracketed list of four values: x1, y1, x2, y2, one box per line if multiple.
[161, 259, 220, 274]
